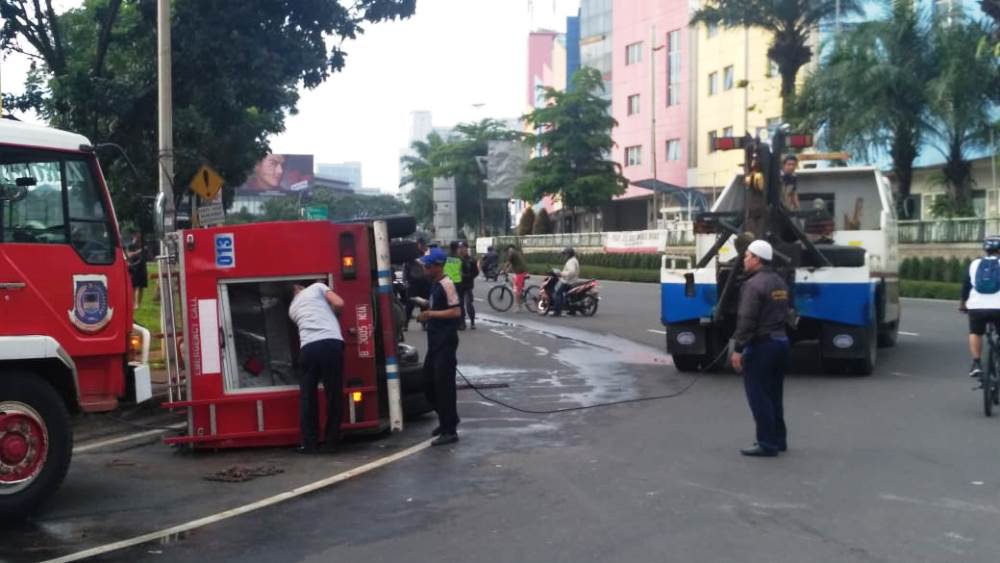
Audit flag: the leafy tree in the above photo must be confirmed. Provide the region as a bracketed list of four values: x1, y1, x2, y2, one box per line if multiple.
[518, 67, 627, 233]
[691, 0, 861, 118]
[927, 16, 998, 213]
[795, 0, 933, 217]
[517, 207, 536, 236]
[532, 208, 552, 234]
[0, 0, 415, 231]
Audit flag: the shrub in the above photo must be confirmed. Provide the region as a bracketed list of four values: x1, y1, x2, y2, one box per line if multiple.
[517, 208, 535, 236]
[900, 280, 962, 300]
[532, 209, 553, 234]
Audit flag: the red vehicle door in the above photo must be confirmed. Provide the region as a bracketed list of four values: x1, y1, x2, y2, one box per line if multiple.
[0, 146, 129, 411]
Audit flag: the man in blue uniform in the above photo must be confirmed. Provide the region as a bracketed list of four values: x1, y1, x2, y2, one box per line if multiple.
[418, 248, 463, 446]
[730, 240, 791, 457]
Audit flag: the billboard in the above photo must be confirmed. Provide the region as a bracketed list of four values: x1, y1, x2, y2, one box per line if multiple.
[486, 141, 528, 200]
[237, 154, 314, 194]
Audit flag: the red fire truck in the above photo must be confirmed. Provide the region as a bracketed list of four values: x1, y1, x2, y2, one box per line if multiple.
[0, 120, 151, 518]
[0, 120, 425, 519]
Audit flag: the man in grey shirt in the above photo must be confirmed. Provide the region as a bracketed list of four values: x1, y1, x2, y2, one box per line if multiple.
[289, 280, 345, 453]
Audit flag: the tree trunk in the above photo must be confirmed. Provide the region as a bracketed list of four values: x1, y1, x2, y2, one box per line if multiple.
[779, 65, 798, 122]
[890, 135, 919, 219]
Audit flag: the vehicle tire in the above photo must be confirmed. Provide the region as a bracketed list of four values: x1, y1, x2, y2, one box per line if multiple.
[536, 294, 550, 315]
[0, 372, 73, 521]
[371, 215, 417, 238]
[851, 321, 877, 376]
[524, 285, 541, 313]
[877, 321, 899, 348]
[389, 240, 421, 265]
[487, 285, 514, 312]
[672, 354, 704, 373]
[581, 295, 599, 317]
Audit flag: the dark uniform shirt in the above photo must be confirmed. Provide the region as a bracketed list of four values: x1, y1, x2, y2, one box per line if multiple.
[427, 276, 461, 339]
[733, 267, 790, 352]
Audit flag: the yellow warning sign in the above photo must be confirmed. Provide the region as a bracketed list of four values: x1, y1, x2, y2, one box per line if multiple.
[189, 165, 225, 200]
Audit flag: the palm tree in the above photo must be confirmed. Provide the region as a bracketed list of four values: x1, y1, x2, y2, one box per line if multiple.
[927, 16, 998, 215]
[691, 0, 861, 118]
[400, 132, 447, 228]
[795, 0, 933, 217]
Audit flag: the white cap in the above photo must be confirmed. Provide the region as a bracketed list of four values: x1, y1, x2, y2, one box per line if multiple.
[748, 240, 773, 262]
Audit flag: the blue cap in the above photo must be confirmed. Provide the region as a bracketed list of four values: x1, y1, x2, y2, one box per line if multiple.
[420, 247, 448, 266]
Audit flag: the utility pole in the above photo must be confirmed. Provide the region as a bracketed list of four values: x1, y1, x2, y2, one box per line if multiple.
[649, 25, 665, 181]
[157, 0, 175, 232]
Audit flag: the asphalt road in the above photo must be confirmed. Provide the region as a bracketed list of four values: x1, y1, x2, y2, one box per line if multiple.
[6, 282, 998, 562]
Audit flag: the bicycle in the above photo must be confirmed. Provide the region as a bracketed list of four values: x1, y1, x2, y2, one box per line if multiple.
[980, 322, 1000, 417]
[487, 272, 539, 313]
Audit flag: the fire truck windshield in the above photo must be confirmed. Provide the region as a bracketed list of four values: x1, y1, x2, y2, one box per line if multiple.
[0, 148, 115, 264]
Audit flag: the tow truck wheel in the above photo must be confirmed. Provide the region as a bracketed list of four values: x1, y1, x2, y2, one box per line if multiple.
[0, 372, 72, 521]
[877, 321, 899, 348]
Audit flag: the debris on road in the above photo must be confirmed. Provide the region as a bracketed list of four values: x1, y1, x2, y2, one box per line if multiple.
[204, 464, 285, 483]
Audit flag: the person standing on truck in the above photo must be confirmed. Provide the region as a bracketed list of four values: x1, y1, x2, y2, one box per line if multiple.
[781, 155, 800, 211]
[417, 248, 463, 446]
[126, 231, 148, 309]
[961, 236, 1000, 378]
[502, 245, 530, 312]
[458, 241, 479, 330]
[730, 240, 791, 458]
[289, 280, 345, 454]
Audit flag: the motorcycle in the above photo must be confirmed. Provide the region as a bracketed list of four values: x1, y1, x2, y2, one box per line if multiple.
[536, 270, 599, 317]
[481, 259, 500, 282]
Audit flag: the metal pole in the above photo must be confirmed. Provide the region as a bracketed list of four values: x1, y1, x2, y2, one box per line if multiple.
[744, 27, 750, 135]
[650, 24, 658, 181]
[373, 220, 404, 432]
[157, 0, 175, 232]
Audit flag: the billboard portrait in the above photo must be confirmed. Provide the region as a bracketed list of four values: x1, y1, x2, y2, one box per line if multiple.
[238, 154, 314, 194]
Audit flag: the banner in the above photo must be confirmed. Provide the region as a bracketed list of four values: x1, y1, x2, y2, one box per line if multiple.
[237, 154, 314, 195]
[604, 230, 669, 254]
[486, 141, 528, 200]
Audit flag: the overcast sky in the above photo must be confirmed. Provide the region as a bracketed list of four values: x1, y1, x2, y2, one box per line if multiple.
[1, 0, 580, 194]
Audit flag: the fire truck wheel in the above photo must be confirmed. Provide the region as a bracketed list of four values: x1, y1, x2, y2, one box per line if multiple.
[0, 372, 72, 521]
[672, 354, 704, 373]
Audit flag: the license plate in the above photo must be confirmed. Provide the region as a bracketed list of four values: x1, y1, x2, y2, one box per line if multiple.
[356, 304, 374, 358]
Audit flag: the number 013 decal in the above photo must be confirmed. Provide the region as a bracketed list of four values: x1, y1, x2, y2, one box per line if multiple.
[214, 233, 235, 269]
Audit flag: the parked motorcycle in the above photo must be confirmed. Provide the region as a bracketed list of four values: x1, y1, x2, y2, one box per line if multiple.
[536, 270, 599, 317]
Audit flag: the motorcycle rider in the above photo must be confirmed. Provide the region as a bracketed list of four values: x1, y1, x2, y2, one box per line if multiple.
[552, 247, 579, 317]
[480, 246, 500, 280]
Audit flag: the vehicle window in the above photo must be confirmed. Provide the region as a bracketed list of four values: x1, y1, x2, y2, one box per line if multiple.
[0, 158, 67, 244]
[65, 160, 114, 264]
[0, 151, 115, 265]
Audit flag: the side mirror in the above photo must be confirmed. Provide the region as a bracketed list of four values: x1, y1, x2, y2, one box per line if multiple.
[0, 183, 29, 202]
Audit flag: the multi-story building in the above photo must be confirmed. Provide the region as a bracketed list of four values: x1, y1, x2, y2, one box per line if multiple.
[580, 0, 614, 98]
[398, 111, 455, 198]
[316, 161, 362, 191]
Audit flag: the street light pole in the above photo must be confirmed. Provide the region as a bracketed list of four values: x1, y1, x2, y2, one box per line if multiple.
[157, 0, 175, 232]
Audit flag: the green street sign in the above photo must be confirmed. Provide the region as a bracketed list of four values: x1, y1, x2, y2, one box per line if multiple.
[303, 205, 328, 220]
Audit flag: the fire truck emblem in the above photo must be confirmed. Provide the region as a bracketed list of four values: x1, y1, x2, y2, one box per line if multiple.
[68, 274, 114, 333]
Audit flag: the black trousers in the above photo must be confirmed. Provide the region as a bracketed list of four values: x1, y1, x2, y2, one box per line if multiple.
[299, 339, 344, 450]
[460, 285, 476, 325]
[424, 332, 460, 434]
[742, 338, 789, 451]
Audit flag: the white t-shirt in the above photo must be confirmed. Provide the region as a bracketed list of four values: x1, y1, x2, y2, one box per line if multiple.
[288, 283, 343, 347]
[561, 257, 580, 283]
[967, 257, 1000, 310]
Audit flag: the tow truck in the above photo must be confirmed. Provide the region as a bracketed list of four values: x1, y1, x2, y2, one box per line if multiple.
[0, 119, 425, 519]
[661, 129, 900, 375]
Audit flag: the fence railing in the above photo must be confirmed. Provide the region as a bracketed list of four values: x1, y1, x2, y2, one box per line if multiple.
[898, 219, 1000, 244]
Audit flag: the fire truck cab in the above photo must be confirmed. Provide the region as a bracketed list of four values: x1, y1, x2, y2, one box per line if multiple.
[0, 120, 150, 519]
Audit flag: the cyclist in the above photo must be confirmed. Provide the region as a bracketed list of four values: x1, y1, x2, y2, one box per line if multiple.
[961, 235, 1000, 378]
[502, 245, 529, 312]
[552, 247, 579, 317]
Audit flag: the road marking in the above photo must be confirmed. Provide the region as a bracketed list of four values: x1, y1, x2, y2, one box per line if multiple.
[648, 329, 666, 335]
[43, 439, 433, 563]
[899, 331, 920, 337]
[74, 423, 188, 454]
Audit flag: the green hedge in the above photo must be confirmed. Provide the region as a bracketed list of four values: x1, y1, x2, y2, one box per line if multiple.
[900, 280, 962, 300]
[525, 263, 660, 283]
[900, 256, 971, 283]
[525, 252, 663, 271]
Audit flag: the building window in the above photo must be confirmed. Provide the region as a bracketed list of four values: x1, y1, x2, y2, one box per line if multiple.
[723, 126, 734, 138]
[626, 42, 643, 66]
[666, 30, 681, 106]
[665, 139, 681, 161]
[625, 145, 642, 167]
[707, 131, 718, 153]
[723, 65, 735, 90]
[767, 58, 780, 78]
[708, 72, 718, 96]
[627, 94, 641, 116]
[766, 117, 781, 132]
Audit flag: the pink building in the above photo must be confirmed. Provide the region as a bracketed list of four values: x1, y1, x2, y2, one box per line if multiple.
[527, 31, 566, 109]
[611, 0, 690, 227]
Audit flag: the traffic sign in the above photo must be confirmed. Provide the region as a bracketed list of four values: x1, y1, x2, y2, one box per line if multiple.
[190, 165, 225, 200]
[197, 195, 226, 226]
[302, 205, 329, 220]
